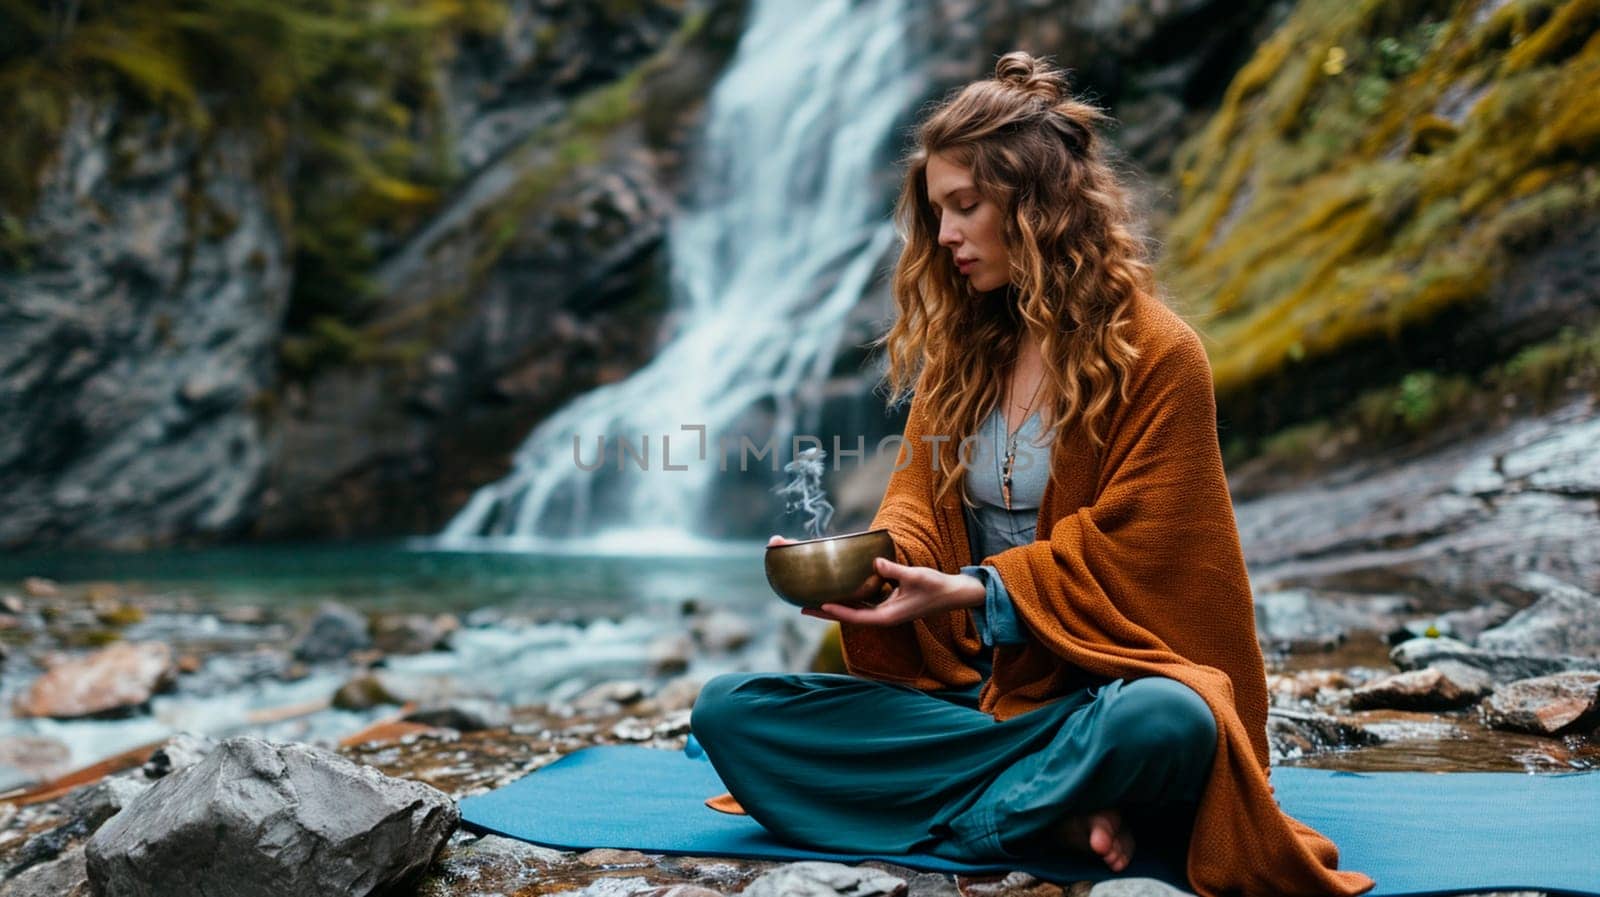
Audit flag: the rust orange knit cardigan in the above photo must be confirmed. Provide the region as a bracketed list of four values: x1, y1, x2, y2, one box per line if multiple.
[839, 293, 1375, 897]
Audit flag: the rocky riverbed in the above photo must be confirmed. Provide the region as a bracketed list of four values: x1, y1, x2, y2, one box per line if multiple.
[0, 552, 1595, 896]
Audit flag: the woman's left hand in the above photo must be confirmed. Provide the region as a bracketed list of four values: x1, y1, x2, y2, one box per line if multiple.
[800, 557, 984, 626]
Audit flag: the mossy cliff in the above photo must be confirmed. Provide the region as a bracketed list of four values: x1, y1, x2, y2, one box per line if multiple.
[1157, 0, 1600, 456]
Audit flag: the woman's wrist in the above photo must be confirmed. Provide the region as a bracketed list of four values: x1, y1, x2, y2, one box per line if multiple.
[953, 571, 987, 609]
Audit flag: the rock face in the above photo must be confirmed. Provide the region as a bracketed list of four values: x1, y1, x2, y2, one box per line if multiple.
[15, 642, 177, 719]
[0, 98, 290, 550]
[251, 0, 749, 540]
[1235, 398, 1600, 606]
[85, 736, 459, 897]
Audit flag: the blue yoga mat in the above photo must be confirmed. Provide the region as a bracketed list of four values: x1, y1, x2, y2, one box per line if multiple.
[459, 734, 1600, 896]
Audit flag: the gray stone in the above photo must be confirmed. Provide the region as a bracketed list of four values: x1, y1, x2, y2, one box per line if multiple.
[1476, 573, 1600, 659]
[741, 861, 907, 897]
[1389, 636, 1600, 684]
[1088, 878, 1197, 896]
[84, 735, 458, 897]
[2, 844, 89, 897]
[404, 699, 509, 732]
[292, 603, 372, 662]
[690, 609, 755, 654]
[67, 775, 150, 831]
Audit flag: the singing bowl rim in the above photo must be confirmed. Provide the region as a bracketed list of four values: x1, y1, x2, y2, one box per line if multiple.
[763, 526, 892, 550]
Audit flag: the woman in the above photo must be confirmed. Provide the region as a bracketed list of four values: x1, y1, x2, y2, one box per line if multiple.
[690, 52, 1374, 897]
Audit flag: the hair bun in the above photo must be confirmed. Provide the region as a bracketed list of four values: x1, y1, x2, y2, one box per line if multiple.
[993, 51, 1069, 103]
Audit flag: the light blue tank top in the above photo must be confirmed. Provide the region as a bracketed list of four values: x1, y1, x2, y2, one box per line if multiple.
[961, 406, 1051, 563]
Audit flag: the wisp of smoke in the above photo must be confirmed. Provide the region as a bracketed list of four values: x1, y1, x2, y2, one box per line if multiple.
[773, 446, 834, 539]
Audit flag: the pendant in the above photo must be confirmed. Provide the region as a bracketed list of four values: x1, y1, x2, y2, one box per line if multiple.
[1001, 447, 1015, 510]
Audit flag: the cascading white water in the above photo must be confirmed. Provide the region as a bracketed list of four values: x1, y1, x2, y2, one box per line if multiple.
[433, 0, 924, 554]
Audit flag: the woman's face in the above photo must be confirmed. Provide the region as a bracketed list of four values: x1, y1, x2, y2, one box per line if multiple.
[925, 151, 1010, 293]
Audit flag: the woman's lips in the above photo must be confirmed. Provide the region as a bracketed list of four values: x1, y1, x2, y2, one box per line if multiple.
[957, 259, 976, 273]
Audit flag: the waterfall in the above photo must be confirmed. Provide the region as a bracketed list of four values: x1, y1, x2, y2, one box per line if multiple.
[431, 0, 923, 554]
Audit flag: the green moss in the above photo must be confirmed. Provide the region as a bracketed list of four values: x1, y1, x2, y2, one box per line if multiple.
[1241, 319, 1600, 468]
[1163, 0, 1600, 415]
[1, 0, 506, 372]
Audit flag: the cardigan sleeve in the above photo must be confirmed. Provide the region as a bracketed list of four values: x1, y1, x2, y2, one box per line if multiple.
[979, 328, 1274, 773]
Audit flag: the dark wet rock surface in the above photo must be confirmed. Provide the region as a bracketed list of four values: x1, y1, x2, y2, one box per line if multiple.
[85, 736, 458, 897]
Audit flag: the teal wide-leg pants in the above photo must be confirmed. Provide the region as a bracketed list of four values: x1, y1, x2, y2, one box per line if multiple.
[689, 670, 1217, 866]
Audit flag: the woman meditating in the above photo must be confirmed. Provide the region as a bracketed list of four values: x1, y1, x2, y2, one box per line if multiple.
[690, 52, 1374, 897]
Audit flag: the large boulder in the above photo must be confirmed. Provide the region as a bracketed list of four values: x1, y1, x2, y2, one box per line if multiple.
[85, 736, 458, 897]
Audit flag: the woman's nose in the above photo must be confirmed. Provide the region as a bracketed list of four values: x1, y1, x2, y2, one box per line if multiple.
[938, 220, 961, 248]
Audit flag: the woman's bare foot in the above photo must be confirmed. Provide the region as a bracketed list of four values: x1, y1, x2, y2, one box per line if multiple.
[1049, 808, 1134, 872]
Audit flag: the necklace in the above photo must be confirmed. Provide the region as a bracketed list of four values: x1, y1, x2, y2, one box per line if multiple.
[998, 371, 1046, 510]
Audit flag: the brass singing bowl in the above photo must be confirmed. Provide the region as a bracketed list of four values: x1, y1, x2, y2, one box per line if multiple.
[764, 528, 897, 610]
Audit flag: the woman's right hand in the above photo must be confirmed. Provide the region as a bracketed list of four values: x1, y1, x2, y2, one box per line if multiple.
[766, 534, 800, 548]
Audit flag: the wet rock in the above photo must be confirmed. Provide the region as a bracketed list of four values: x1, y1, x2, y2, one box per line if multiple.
[291, 603, 372, 662]
[2, 844, 88, 897]
[0, 735, 73, 790]
[170, 649, 291, 698]
[956, 870, 1061, 897]
[652, 675, 704, 713]
[21, 577, 60, 598]
[1267, 669, 1355, 706]
[373, 613, 458, 655]
[1432, 600, 1520, 645]
[690, 609, 754, 654]
[1267, 707, 1382, 760]
[610, 708, 692, 743]
[1389, 636, 1599, 684]
[68, 776, 151, 831]
[634, 885, 727, 897]
[15, 642, 176, 718]
[576, 848, 653, 868]
[1253, 589, 1412, 654]
[1088, 879, 1196, 896]
[1348, 661, 1494, 711]
[741, 861, 907, 897]
[140, 732, 218, 780]
[7, 776, 147, 879]
[648, 634, 693, 676]
[574, 679, 649, 712]
[1234, 399, 1600, 603]
[404, 699, 509, 732]
[333, 673, 407, 710]
[1475, 573, 1600, 659]
[414, 833, 571, 895]
[858, 863, 958, 897]
[1478, 671, 1600, 736]
[548, 876, 660, 897]
[85, 735, 458, 897]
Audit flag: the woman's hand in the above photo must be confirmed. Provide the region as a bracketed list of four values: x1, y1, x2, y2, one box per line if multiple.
[789, 551, 984, 627]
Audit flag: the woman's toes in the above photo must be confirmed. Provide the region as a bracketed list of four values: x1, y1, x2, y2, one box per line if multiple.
[1088, 809, 1135, 871]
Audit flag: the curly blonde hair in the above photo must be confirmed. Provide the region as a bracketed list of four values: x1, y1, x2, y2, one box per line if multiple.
[871, 50, 1158, 509]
